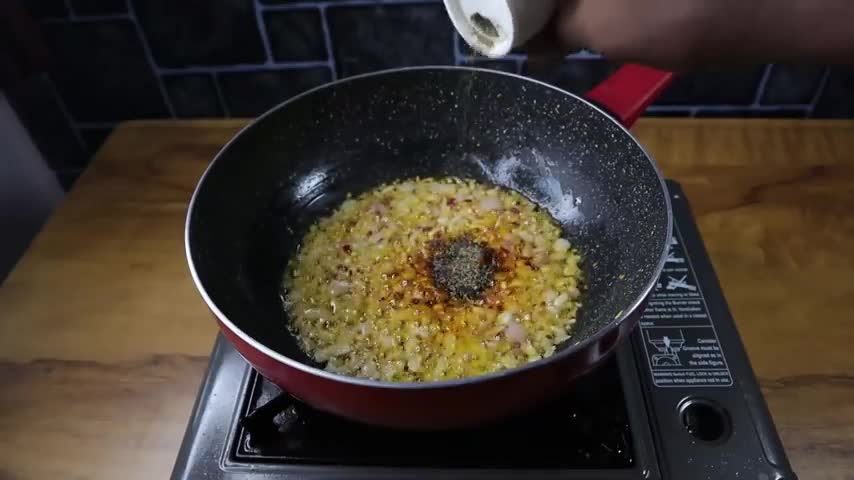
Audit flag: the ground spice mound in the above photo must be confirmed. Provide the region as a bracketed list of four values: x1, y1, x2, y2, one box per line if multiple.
[282, 176, 584, 382]
[429, 234, 497, 301]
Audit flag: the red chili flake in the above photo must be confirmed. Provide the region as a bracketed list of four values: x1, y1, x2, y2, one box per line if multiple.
[342, 244, 352, 254]
[447, 197, 457, 206]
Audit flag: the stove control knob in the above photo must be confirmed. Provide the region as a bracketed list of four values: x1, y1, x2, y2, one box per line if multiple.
[678, 397, 732, 443]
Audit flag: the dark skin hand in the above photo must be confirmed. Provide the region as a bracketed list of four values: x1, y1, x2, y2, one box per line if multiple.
[530, 0, 854, 70]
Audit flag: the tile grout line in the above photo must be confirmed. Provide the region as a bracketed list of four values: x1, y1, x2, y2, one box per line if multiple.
[42, 74, 87, 151]
[751, 64, 773, 106]
[254, 0, 275, 65]
[807, 68, 831, 117]
[157, 61, 331, 76]
[210, 74, 232, 118]
[318, 5, 339, 79]
[125, 0, 176, 117]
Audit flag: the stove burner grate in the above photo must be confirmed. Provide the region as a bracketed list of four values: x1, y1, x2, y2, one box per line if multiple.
[234, 357, 634, 469]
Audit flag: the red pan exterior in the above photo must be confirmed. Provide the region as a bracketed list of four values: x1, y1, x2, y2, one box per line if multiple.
[219, 297, 649, 430]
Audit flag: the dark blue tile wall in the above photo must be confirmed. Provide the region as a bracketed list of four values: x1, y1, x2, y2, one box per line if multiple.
[6, 74, 85, 170]
[70, 0, 126, 15]
[163, 74, 224, 118]
[327, 3, 455, 77]
[43, 20, 169, 122]
[217, 67, 332, 116]
[813, 68, 854, 118]
[27, 0, 67, 18]
[9, 0, 854, 191]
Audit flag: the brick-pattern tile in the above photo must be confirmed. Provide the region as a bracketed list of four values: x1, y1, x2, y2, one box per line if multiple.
[6, 74, 86, 169]
[812, 68, 854, 118]
[327, 4, 454, 77]
[655, 66, 767, 106]
[164, 74, 225, 118]
[218, 67, 332, 117]
[760, 65, 826, 105]
[12, 0, 854, 194]
[264, 9, 327, 62]
[43, 20, 168, 121]
[131, 0, 266, 68]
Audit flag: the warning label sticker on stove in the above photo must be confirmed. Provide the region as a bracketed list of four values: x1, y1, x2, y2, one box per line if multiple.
[639, 223, 733, 387]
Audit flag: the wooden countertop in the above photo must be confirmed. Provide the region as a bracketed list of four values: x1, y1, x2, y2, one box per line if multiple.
[1, 118, 853, 479]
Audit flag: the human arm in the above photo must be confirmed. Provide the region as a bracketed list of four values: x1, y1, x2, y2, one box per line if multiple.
[549, 0, 854, 69]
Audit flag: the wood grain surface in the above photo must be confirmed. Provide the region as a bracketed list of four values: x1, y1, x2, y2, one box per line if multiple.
[1, 118, 853, 479]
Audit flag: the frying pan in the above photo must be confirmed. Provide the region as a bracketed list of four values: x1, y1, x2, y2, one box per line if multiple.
[186, 64, 674, 430]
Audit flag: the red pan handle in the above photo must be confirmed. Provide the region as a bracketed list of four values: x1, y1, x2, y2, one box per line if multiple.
[584, 65, 675, 128]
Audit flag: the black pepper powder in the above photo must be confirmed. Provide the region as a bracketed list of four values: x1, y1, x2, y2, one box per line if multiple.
[429, 234, 497, 301]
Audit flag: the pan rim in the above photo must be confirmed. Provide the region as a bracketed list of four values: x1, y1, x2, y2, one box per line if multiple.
[184, 65, 673, 390]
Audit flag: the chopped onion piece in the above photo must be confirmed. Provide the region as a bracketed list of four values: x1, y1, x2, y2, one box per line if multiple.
[505, 320, 527, 344]
[432, 183, 457, 194]
[407, 355, 423, 372]
[371, 202, 388, 214]
[479, 196, 502, 211]
[553, 238, 571, 253]
[330, 280, 351, 295]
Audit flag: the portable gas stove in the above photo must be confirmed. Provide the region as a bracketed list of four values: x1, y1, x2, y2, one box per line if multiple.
[171, 181, 798, 480]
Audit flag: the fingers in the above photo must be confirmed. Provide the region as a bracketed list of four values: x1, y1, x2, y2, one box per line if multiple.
[520, 0, 585, 80]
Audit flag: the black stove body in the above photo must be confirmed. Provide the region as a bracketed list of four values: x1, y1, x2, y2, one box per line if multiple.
[172, 181, 797, 480]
